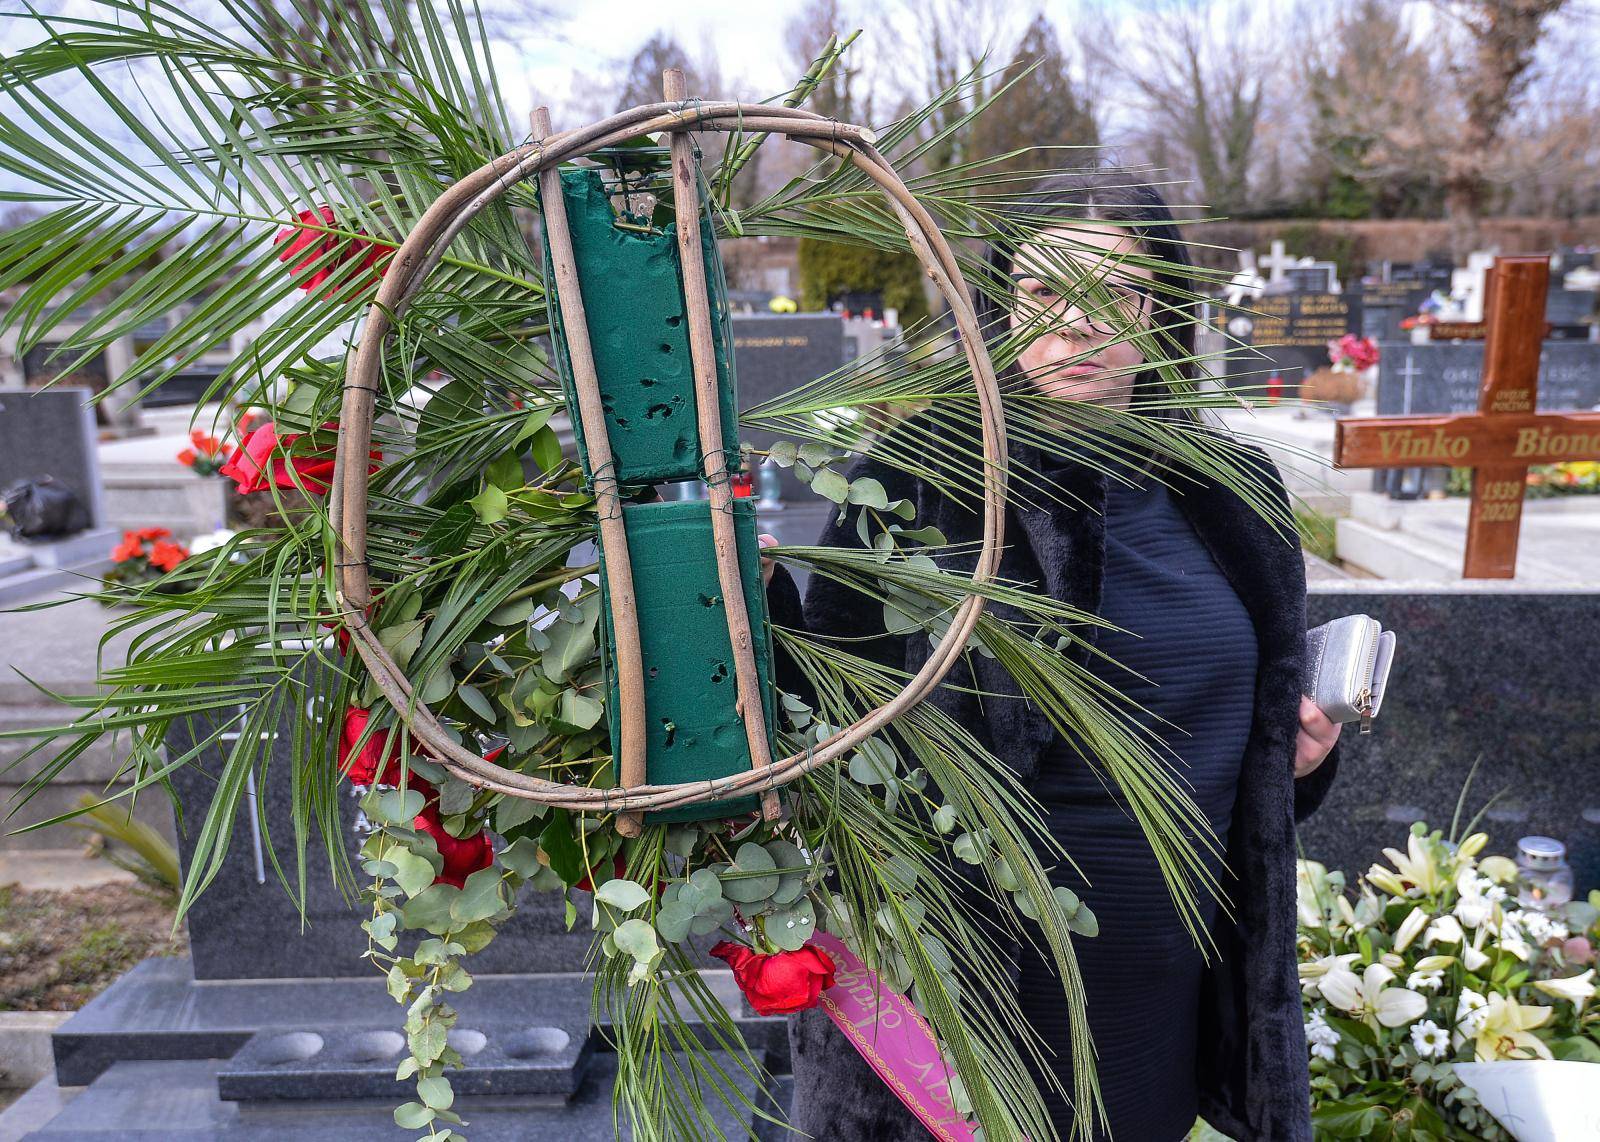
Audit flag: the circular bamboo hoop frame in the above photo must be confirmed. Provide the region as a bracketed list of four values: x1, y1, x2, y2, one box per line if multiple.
[331, 96, 1010, 814]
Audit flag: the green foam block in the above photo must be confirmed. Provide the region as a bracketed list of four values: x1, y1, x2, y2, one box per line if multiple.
[597, 497, 776, 823]
[541, 167, 741, 486]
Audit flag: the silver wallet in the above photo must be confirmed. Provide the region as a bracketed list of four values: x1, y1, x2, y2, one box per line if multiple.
[1305, 614, 1396, 734]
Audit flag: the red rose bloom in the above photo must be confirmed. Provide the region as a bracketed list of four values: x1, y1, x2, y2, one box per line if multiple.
[219, 421, 375, 496]
[111, 532, 144, 563]
[147, 540, 189, 572]
[709, 941, 837, 1016]
[177, 448, 198, 467]
[135, 527, 172, 541]
[414, 803, 495, 889]
[274, 205, 396, 299]
[339, 706, 432, 792]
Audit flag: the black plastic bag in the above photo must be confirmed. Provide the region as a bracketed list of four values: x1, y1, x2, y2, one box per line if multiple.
[2, 477, 91, 539]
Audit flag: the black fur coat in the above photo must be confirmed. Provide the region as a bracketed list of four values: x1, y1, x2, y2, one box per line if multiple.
[764, 427, 1339, 1142]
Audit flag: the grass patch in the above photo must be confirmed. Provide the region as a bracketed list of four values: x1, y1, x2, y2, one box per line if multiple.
[0, 882, 186, 1011]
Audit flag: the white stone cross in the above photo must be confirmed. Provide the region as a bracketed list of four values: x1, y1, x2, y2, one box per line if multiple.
[1259, 239, 1296, 284]
[1399, 353, 1423, 414]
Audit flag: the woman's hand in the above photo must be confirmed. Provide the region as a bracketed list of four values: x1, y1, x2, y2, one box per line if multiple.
[758, 533, 778, 585]
[1295, 696, 1341, 778]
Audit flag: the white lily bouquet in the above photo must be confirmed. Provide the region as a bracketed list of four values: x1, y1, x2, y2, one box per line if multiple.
[1296, 823, 1600, 1140]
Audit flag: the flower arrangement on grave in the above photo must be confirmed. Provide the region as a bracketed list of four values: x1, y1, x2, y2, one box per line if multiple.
[1446, 461, 1600, 499]
[103, 527, 189, 591]
[0, 9, 1288, 1140]
[176, 429, 228, 477]
[1327, 334, 1380, 374]
[1298, 821, 1600, 1140]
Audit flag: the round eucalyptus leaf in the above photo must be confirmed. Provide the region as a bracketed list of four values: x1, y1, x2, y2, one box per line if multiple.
[613, 917, 660, 964]
[689, 896, 734, 936]
[992, 855, 1021, 893]
[655, 900, 696, 944]
[1067, 903, 1099, 938]
[720, 843, 779, 904]
[593, 879, 652, 913]
[764, 897, 818, 951]
[682, 867, 725, 913]
[375, 787, 426, 826]
[951, 830, 989, 866]
[764, 839, 809, 905]
[1052, 886, 1081, 919]
[932, 804, 958, 834]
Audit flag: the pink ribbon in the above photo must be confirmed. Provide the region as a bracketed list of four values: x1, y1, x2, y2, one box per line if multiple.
[811, 931, 979, 1141]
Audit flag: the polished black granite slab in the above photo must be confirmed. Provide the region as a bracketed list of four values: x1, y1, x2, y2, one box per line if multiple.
[217, 1022, 592, 1104]
[22, 1054, 790, 1140]
[1304, 583, 1600, 885]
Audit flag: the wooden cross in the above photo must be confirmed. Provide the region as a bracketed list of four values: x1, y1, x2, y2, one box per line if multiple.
[1334, 255, 1600, 578]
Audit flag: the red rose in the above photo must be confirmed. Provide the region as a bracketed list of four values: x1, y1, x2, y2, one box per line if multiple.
[414, 803, 495, 888]
[177, 448, 198, 467]
[147, 540, 189, 572]
[709, 941, 837, 1016]
[339, 706, 433, 793]
[274, 205, 395, 299]
[111, 532, 144, 563]
[135, 526, 172, 541]
[219, 421, 375, 496]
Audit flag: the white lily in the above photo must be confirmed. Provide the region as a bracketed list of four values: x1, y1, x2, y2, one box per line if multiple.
[1456, 832, 1489, 860]
[1454, 988, 1490, 1048]
[1462, 926, 1491, 973]
[1393, 906, 1429, 952]
[1533, 969, 1596, 1007]
[1425, 915, 1465, 947]
[1320, 962, 1429, 1029]
[1453, 891, 1492, 930]
[1299, 952, 1360, 997]
[1478, 855, 1519, 884]
[1379, 833, 1451, 897]
[1471, 993, 1554, 1061]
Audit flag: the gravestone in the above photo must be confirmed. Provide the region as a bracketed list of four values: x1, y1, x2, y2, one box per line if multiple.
[1223, 292, 1352, 393]
[1374, 340, 1600, 416]
[0, 387, 118, 585]
[1302, 582, 1600, 889]
[1350, 280, 1430, 342]
[732, 312, 848, 503]
[7, 672, 790, 1139]
[0, 387, 105, 530]
[1285, 262, 1338, 294]
[1543, 287, 1596, 335]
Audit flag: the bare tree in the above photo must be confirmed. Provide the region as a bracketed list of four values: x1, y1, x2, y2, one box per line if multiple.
[1097, 0, 1273, 215]
[1431, 0, 1569, 254]
[1297, 0, 1450, 218]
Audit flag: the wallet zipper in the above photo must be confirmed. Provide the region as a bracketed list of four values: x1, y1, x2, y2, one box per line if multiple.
[1356, 618, 1380, 734]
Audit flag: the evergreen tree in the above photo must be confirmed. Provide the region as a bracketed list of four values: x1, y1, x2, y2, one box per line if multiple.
[973, 15, 1098, 180]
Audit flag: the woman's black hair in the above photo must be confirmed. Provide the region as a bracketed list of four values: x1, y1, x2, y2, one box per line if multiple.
[973, 171, 1201, 428]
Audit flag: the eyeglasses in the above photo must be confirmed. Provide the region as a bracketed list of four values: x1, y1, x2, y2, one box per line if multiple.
[1008, 272, 1153, 336]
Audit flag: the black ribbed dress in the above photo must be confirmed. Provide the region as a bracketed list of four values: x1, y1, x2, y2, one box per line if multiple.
[1019, 465, 1258, 1141]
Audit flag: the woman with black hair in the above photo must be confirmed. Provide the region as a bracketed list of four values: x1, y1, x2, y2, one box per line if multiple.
[761, 173, 1342, 1142]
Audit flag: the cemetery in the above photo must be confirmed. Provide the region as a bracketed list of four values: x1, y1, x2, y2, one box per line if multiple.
[1, 4, 1598, 1142]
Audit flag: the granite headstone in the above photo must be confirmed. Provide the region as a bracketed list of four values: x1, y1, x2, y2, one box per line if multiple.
[1373, 340, 1600, 416]
[1223, 292, 1353, 391]
[1302, 583, 1600, 890]
[733, 312, 847, 502]
[0, 385, 106, 531]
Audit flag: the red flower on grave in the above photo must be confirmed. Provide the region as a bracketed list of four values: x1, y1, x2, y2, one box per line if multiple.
[274, 205, 396, 299]
[414, 802, 495, 889]
[135, 527, 172, 541]
[147, 540, 190, 572]
[111, 531, 144, 563]
[709, 941, 837, 1016]
[220, 421, 376, 496]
